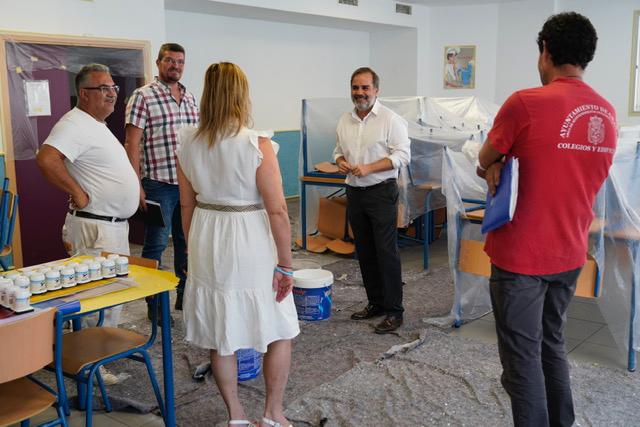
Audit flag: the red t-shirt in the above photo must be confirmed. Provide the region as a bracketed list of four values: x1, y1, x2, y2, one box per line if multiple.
[484, 77, 616, 275]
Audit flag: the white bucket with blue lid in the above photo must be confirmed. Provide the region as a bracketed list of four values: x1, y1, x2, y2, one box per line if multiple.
[236, 348, 262, 381]
[292, 269, 333, 321]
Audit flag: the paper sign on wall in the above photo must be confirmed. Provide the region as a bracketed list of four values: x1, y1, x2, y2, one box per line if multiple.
[24, 80, 51, 116]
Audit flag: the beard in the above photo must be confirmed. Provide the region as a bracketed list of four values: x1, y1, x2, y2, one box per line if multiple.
[162, 69, 181, 83]
[352, 95, 374, 111]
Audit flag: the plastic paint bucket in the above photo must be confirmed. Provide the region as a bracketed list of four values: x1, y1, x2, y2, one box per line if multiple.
[292, 269, 333, 321]
[236, 348, 262, 382]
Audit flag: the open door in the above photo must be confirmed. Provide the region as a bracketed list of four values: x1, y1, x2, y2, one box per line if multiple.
[0, 32, 151, 267]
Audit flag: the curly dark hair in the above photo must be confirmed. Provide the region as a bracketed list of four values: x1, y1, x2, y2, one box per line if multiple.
[537, 12, 597, 69]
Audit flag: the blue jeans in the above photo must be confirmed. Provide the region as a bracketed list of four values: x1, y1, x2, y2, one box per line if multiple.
[141, 178, 187, 297]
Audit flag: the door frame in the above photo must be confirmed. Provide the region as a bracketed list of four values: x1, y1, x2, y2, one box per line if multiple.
[0, 31, 152, 267]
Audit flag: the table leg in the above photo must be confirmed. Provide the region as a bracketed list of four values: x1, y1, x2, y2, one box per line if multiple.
[160, 291, 176, 426]
[628, 243, 638, 372]
[301, 181, 307, 250]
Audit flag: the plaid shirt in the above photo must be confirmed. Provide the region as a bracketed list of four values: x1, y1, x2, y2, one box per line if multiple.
[125, 78, 199, 184]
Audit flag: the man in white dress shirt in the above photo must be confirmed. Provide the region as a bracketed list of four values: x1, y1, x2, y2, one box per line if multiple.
[333, 67, 411, 333]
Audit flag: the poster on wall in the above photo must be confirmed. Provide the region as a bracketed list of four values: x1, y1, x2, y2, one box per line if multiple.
[443, 45, 476, 89]
[24, 80, 52, 116]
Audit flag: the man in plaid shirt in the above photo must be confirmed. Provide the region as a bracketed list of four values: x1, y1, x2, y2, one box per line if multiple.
[125, 43, 199, 322]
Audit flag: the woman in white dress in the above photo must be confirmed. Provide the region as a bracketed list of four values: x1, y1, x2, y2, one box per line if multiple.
[176, 62, 299, 427]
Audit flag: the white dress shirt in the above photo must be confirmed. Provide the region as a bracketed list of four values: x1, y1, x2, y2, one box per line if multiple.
[334, 99, 411, 187]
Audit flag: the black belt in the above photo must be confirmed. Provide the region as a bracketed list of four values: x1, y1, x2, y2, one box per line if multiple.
[68, 210, 128, 222]
[347, 178, 396, 191]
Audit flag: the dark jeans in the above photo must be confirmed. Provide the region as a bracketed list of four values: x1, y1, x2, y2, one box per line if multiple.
[141, 178, 187, 302]
[489, 264, 581, 427]
[346, 180, 403, 316]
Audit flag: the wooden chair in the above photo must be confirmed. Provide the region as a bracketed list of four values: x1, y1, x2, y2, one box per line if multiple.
[59, 254, 164, 427]
[0, 308, 67, 427]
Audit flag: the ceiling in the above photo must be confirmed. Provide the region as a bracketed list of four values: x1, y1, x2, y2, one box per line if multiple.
[400, 0, 522, 6]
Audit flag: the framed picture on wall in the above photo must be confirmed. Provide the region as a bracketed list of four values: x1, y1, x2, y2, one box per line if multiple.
[443, 45, 476, 89]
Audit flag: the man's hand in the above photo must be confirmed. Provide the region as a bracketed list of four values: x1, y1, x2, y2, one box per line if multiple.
[336, 158, 352, 174]
[139, 184, 147, 211]
[351, 164, 372, 178]
[485, 162, 504, 196]
[70, 190, 90, 210]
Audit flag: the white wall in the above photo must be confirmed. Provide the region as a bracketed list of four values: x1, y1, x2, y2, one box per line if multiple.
[166, 9, 370, 130]
[0, 0, 166, 54]
[556, 0, 640, 125]
[421, 3, 499, 101]
[494, 0, 555, 103]
[370, 28, 418, 96]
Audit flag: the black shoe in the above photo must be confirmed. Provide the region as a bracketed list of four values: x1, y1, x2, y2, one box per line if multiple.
[351, 304, 385, 320]
[175, 292, 183, 311]
[374, 315, 403, 334]
[147, 304, 175, 327]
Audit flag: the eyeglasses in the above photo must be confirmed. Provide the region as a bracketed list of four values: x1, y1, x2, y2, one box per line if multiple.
[162, 57, 185, 66]
[82, 85, 120, 94]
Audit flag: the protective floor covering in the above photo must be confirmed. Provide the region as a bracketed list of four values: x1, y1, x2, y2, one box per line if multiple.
[92, 260, 455, 425]
[285, 328, 640, 427]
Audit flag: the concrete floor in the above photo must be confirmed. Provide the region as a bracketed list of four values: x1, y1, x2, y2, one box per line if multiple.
[21, 203, 634, 426]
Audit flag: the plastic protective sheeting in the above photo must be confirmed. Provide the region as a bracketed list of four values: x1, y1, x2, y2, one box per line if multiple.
[595, 139, 640, 358]
[4, 40, 145, 160]
[438, 147, 492, 326]
[298, 96, 499, 237]
[439, 136, 640, 363]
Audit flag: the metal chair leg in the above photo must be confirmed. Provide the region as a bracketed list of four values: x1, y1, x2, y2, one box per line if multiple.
[141, 351, 166, 417]
[95, 366, 112, 412]
[85, 366, 98, 427]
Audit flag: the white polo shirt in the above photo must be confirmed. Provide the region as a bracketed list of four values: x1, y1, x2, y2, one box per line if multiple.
[334, 99, 411, 187]
[44, 107, 139, 218]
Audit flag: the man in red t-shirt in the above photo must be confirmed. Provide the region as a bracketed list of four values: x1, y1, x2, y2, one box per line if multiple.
[477, 12, 616, 427]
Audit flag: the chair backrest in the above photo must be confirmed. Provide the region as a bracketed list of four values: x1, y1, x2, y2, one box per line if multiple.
[0, 189, 19, 247]
[100, 252, 159, 269]
[0, 308, 55, 383]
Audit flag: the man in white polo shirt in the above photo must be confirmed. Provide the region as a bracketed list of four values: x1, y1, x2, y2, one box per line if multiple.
[37, 63, 139, 316]
[334, 67, 410, 334]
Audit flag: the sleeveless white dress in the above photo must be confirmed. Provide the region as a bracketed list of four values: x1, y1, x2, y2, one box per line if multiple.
[176, 126, 299, 356]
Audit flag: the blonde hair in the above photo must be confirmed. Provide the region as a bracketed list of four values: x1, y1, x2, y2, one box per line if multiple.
[196, 62, 252, 145]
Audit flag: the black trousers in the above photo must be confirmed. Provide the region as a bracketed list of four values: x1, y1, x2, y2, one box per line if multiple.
[490, 264, 581, 427]
[346, 180, 403, 316]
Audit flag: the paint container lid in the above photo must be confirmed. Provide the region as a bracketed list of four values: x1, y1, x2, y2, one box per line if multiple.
[107, 254, 120, 261]
[29, 272, 45, 282]
[61, 267, 75, 276]
[94, 257, 106, 264]
[293, 269, 333, 289]
[14, 275, 31, 289]
[45, 270, 60, 279]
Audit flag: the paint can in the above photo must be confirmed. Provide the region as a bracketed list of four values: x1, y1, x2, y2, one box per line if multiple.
[236, 348, 262, 382]
[292, 269, 333, 321]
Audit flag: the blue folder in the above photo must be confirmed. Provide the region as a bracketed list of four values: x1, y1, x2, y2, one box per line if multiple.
[481, 157, 519, 234]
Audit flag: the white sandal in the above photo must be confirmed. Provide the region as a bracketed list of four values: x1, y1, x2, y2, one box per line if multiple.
[262, 417, 293, 427]
[229, 420, 256, 427]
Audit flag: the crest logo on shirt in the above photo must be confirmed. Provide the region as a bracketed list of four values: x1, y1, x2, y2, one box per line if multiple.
[587, 115, 605, 145]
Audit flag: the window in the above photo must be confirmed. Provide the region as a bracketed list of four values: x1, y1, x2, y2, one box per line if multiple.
[630, 10, 640, 115]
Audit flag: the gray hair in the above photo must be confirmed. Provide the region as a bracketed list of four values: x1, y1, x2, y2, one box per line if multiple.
[75, 63, 110, 95]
